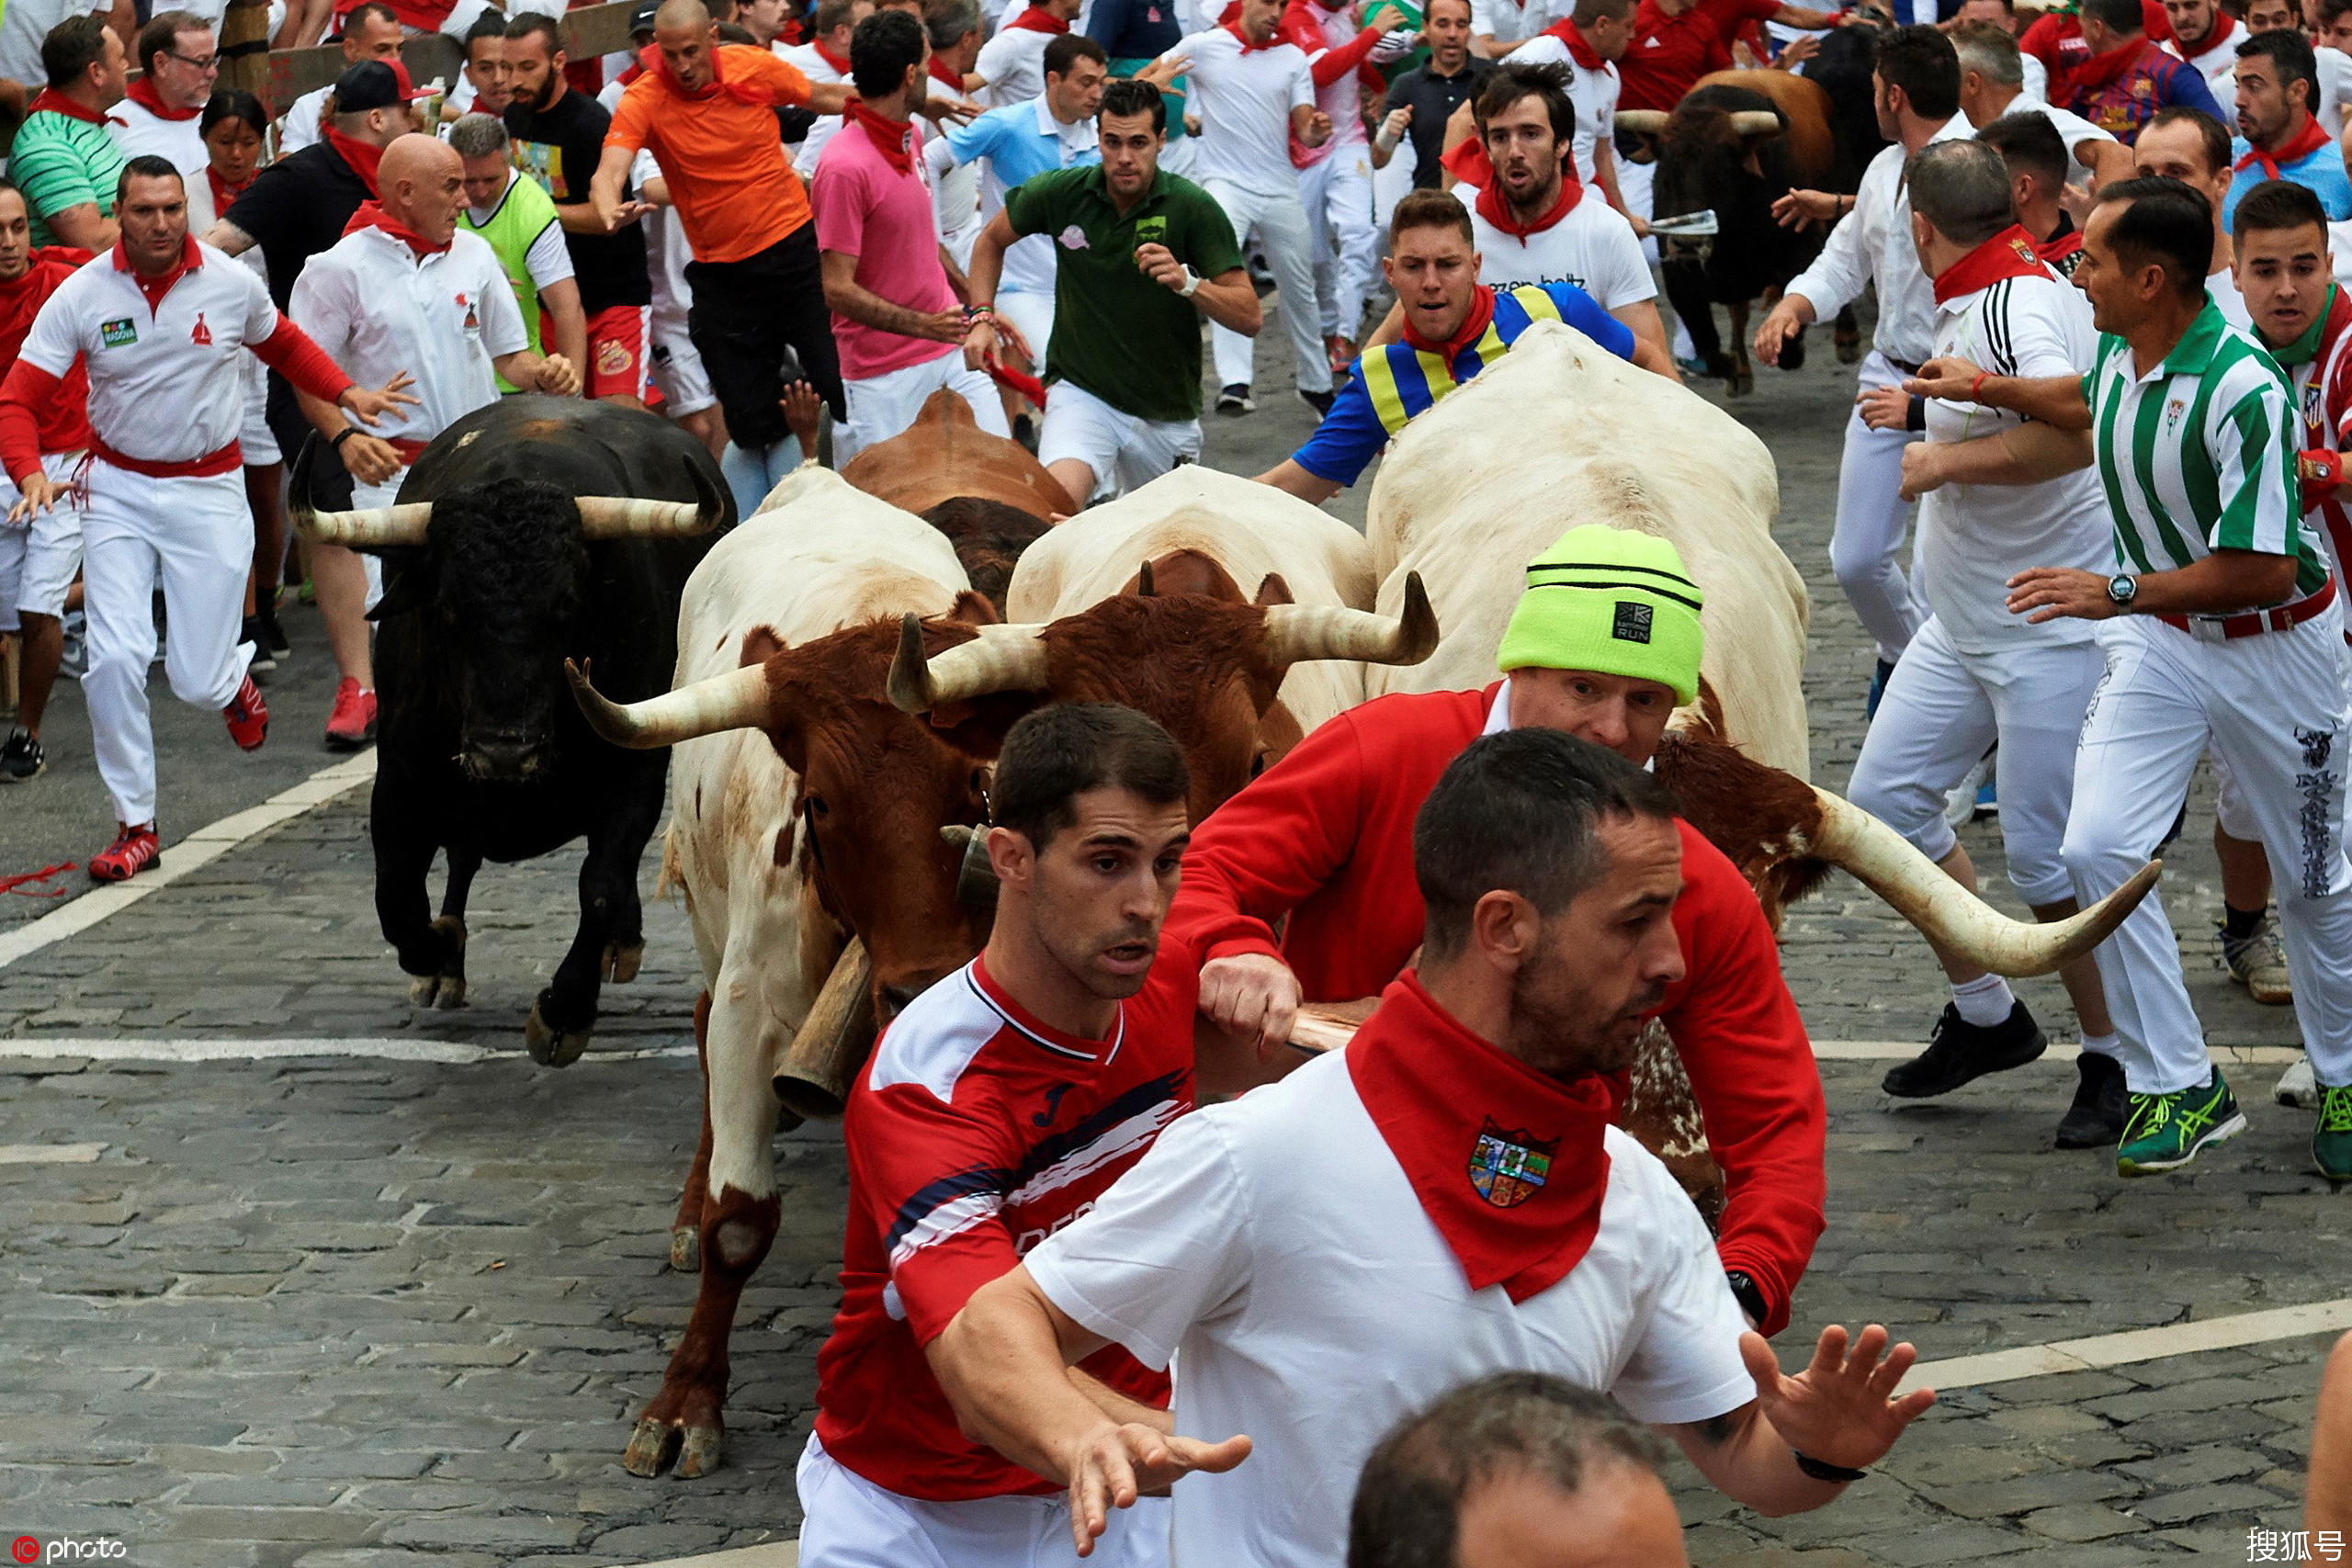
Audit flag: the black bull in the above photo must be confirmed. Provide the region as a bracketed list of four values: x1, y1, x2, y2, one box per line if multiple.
[295, 398, 733, 1066]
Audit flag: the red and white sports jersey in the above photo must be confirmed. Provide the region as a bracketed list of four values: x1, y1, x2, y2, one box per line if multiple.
[1280, 0, 1380, 164]
[812, 949, 1198, 1503]
[2280, 282, 2352, 583]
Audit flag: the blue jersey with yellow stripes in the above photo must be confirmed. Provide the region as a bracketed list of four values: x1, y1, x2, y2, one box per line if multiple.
[1289, 282, 1636, 488]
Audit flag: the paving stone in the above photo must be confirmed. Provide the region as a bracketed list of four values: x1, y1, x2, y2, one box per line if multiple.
[2131, 1482, 2294, 1525]
[2017, 1503, 2149, 1542]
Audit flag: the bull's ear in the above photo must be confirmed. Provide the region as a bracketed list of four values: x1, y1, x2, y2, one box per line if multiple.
[740, 625, 786, 666]
[944, 590, 1000, 627]
[363, 558, 433, 623]
[1254, 572, 1295, 607]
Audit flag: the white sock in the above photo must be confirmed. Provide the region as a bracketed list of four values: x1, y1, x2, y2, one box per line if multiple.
[2078, 1032, 2120, 1060]
[1951, 973, 2015, 1028]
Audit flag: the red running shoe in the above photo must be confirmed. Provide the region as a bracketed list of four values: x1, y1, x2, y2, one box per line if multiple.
[88, 822, 161, 882]
[222, 673, 270, 751]
[323, 678, 377, 751]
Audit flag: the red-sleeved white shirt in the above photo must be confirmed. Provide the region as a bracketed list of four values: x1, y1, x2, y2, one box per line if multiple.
[812, 950, 1197, 1502]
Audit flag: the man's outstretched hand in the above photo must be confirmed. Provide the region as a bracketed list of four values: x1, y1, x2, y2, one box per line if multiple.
[1067, 1422, 1251, 1556]
[1742, 1324, 1936, 1472]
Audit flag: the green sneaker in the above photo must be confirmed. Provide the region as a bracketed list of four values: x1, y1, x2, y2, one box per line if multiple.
[2313, 1085, 2352, 1181]
[2117, 1069, 2248, 1177]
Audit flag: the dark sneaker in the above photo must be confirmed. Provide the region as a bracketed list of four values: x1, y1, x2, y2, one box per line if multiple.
[88, 822, 160, 882]
[1297, 385, 1336, 417]
[2315, 1084, 2352, 1181]
[2055, 1051, 2127, 1148]
[242, 615, 277, 676]
[2221, 916, 2292, 1005]
[1866, 657, 1896, 718]
[323, 677, 377, 751]
[1882, 1001, 2048, 1099]
[257, 605, 291, 661]
[2117, 1068, 2246, 1177]
[222, 673, 269, 751]
[1216, 385, 1255, 415]
[0, 727, 42, 783]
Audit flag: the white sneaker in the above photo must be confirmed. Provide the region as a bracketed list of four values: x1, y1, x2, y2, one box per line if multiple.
[2277, 1054, 2317, 1108]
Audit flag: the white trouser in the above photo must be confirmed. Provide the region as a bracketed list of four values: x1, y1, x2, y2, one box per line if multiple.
[1846, 615, 2105, 907]
[80, 462, 254, 827]
[1301, 145, 1376, 340]
[239, 355, 280, 466]
[0, 452, 86, 632]
[943, 211, 984, 275]
[2064, 606, 2352, 1092]
[1201, 178, 1333, 395]
[1835, 350, 1926, 666]
[352, 475, 405, 611]
[1372, 142, 1413, 234]
[837, 351, 1011, 467]
[650, 304, 717, 419]
[2211, 748, 2260, 840]
[998, 289, 1056, 378]
[796, 1435, 1170, 1568]
[1038, 378, 1203, 501]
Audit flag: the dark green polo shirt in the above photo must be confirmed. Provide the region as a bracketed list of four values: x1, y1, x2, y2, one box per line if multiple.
[1003, 164, 1244, 423]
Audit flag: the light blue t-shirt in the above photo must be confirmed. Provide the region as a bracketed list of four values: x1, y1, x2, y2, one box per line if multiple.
[2224, 133, 2352, 227]
[943, 95, 1102, 297]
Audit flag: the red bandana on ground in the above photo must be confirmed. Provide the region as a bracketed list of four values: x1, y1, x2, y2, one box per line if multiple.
[850, 102, 916, 171]
[1541, 15, 1606, 70]
[323, 127, 385, 196]
[342, 199, 450, 258]
[2236, 114, 2331, 180]
[1932, 223, 2053, 304]
[1474, 164, 1584, 236]
[1400, 279, 1496, 359]
[121, 76, 199, 120]
[1007, 5, 1070, 29]
[27, 88, 107, 125]
[1344, 973, 1613, 1303]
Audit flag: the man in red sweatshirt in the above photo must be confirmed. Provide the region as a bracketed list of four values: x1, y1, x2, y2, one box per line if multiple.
[1167, 521, 1826, 1336]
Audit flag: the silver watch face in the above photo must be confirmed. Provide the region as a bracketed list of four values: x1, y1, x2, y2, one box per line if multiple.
[2109, 574, 2135, 604]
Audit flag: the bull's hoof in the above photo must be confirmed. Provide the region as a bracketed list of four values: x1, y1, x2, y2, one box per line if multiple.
[409, 973, 468, 1010]
[602, 942, 645, 985]
[675, 1423, 724, 1479]
[1729, 369, 1755, 397]
[526, 1001, 592, 1067]
[623, 1416, 683, 1478]
[405, 916, 468, 1009]
[670, 1224, 701, 1273]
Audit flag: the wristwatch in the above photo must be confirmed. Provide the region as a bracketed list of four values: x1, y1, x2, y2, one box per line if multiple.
[1177, 265, 1203, 298]
[2106, 573, 2139, 612]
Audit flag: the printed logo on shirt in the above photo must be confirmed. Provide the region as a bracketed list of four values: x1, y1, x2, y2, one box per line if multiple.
[458, 293, 479, 330]
[1468, 1117, 1556, 1209]
[1611, 601, 1654, 644]
[99, 317, 137, 348]
[1057, 224, 1091, 250]
[2165, 397, 2187, 431]
[1134, 215, 1168, 247]
[596, 337, 633, 376]
[190, 311, 211, 346]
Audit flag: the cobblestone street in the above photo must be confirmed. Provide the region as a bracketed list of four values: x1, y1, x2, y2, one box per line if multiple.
[2, 311, 2345, 1566]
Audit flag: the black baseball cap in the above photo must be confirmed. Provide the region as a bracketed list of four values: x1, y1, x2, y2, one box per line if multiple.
[334, 57, 432, 112]
[629, 0, 659, 33]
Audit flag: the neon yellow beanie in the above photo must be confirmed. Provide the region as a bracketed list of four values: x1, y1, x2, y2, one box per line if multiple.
[1495, 525, 1705, 705]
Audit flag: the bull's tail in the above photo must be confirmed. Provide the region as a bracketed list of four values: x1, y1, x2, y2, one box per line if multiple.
[656, 824, 684, 903]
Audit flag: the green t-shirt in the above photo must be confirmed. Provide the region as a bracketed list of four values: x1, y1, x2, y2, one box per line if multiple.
[460, 169, 563, 394]
[1002, 164, 1244, 423]
[11, 107, 124, 248]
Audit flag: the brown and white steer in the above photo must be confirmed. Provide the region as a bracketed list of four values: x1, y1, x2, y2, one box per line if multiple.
[566, 467, 1030, 1481]
[840, 387, 1065, 611]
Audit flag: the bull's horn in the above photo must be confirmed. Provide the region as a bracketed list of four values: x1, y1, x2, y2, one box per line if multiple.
[1807, 788, 2159, 976]
[1261, 571, 1439, 669]
[1137, 558, 1157, 596]
[887, 613, 1052, 713]
[565, 658, 773, 749]
[1731, 110, 1783, 137]
[572, 496, 721, 538]
[297, 502, 434, 547]
[1614, 109, 1668, 135]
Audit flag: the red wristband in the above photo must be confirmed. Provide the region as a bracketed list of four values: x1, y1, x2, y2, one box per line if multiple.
[1968, 370, 1990, 403]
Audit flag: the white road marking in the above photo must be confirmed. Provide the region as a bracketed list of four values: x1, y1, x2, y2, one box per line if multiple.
[1902, 1296, 2352, 1396]
[1815, 1041, 2302, 1065]
[0, 1141, 106, 1164]
[0, 752, 377, 974]
[639, 1545, 797, 1568]
[0, 1038, 695, 1065]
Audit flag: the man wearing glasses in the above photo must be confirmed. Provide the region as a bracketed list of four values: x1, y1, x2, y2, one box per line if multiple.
[106, 11, 216, 175]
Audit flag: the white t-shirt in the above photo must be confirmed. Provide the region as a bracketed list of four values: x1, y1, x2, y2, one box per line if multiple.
[1918, 266, 2108, 652]
[289, 225, 526, 447]
[279, 83, 331, 155]
[1504, 34, 1619, 184]
[975, 22, 1056, 107]
[1025, 1048, 1755, 1568]
[1998, 96, 2113, 186]
[1460, 186, 1654, 308]
[1159, 27, 1314, 196]
[19, 243, 280, 462]
[780, 40, 848, 171]
[1470, 0, 1552, 48]
[2162, 22, 2240, 100]
[2019, 51, 2048, 104]
[107, 98, 209, 176]
[2211, 265, 2251, 329]
[0, 0, 106, 95]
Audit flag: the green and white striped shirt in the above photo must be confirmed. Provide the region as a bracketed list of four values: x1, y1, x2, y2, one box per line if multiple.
[2085, 299, 2328, 601]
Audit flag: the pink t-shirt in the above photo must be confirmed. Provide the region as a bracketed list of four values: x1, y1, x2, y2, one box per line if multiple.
[810, 116, 957, 381]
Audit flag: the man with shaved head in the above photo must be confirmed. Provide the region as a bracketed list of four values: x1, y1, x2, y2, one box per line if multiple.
[594, 0, 857, 499]
[289, 132, 579, 747]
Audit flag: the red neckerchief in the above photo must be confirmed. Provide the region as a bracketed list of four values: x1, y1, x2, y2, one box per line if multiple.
[0, 251, 76, 357]
[323, 127, 384, 197]
[205, 165, 253, 220]
[2066, 36, 2157, 93]
[849, 101, 915, 172]
[1222, 18, 1279, 50]
[928, 58, 963, 89]
[642, 41, 775, 105]
[812, 39, 854, 73]
[1007, 5, 1070, 30]
[1441, 133, 1492, 189]
[616, 59, 647, 87]
[1401, 280, 1497, 361]
[2175, 8, 2235, 59]
[341, 199, 451, 259]
[1344, 973, 1614, 1304]
[111, 231, 202, 312]
[1474, 162, 1584, 236]
[120, 76, 200, 121]
[1541, 15, 1607, 71]
[2237, 113, 2332, 180]
[27, 88, 107, 125]
[1932, 223, 2054, 304]
[2036, 221, 2083, 268]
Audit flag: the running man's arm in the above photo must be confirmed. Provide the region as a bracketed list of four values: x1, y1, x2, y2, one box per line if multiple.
[1668, 1327, 1935, 1517]
[1135, 243, 1260, 333]
[1899, 419, 2093, 498]
[1904, 355, 2095, 430]
[820, 247, 969, 341]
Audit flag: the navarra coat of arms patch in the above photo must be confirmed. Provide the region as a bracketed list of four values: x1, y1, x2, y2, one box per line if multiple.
[1467, 1117, 1557, 1209]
